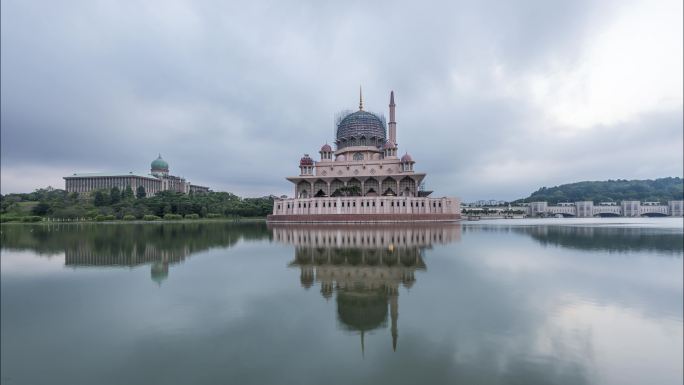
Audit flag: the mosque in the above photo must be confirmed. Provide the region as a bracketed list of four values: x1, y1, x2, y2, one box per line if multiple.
[268, 90, 460, 222]
[64, 154, 209, 195]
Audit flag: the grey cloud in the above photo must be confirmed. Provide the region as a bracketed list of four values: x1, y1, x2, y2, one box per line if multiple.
[1, 0, 681, 200]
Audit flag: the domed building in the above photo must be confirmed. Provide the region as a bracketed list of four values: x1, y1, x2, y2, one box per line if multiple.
[64, 154, 210, 195]
[269, 89, 460, 222]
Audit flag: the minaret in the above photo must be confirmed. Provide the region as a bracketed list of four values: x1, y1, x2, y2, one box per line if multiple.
[388, 91, 396, 144]
[359, 86, 364, 110]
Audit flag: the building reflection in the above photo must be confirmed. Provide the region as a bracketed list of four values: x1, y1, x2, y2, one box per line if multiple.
[64, 245, 190, 284]
[0, 222, 271, 284]
[271, 224, 461, 354]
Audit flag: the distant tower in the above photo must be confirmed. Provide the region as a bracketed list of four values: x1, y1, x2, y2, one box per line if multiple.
[388, 91, 397, 144]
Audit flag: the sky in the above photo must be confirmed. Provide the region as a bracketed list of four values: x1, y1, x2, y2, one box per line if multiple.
[1, 0, 682, 201]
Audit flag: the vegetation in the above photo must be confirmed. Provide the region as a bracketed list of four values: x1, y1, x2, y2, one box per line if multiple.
[1, 187, 274, 222]
[516, 177, 683, 204]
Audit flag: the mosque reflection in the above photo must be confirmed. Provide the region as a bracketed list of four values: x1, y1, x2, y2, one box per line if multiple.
[271, 224, 461, 353]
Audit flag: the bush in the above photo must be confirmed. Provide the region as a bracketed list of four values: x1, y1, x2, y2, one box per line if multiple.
[184, 213, 200, 220]
[123, 215, 136, 221]
[163, 213, 183, 220]
[21, 216, 43, 222]
[0, 215, 21, 223]
[143, 215, 161, 221]
[206, 213, 222, 219]
[104, 215, 116, 221]
[95, 215, 106, 222]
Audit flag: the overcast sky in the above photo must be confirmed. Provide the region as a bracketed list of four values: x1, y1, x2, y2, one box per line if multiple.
[1, 0, 682, 201]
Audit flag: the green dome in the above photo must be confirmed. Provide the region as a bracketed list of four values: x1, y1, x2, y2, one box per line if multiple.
[151, 154, 169, 171]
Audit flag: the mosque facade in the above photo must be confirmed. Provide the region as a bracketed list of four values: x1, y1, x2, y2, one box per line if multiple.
[268, 90, 460, 222]
[63, 155, 209, 195]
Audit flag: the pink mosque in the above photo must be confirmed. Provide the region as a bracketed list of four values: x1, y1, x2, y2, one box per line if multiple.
[268, 90, 460, 222]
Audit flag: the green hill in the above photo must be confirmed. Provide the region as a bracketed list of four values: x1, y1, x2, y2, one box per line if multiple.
[516, 177, 683, 204]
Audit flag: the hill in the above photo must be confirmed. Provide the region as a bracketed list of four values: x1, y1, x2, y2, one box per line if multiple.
[516, 177, 683, 204]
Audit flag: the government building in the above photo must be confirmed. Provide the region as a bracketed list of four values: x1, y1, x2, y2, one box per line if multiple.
[64, 155, 209, 195]
[268, 90, 460, 222]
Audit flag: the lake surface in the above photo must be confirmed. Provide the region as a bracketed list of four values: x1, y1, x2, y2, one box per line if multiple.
[1, 218, 682, 385]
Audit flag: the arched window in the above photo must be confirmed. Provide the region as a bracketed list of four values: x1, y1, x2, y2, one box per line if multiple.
[353, 152, 364, 161]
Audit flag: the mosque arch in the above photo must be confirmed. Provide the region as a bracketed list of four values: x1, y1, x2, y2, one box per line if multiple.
[313, 179, 328, 197]
[297, 181, 311, 198]
[399, 177, 416, 197]
[381, 178, 397, 196]
[364, 178, 379, 196]
[330, 179, 344, 197]
[338, 178, 361, 196]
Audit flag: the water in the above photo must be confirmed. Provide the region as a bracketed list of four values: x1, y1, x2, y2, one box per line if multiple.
[1, 218, 682, 385]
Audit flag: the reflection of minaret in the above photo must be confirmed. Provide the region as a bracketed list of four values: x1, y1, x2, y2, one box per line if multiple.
[300, 265, 314, 289]
[361, 330, 365, 358]
[390, 293, 398, 352]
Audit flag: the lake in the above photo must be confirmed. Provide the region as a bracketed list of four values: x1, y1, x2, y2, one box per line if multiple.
[1, 218, 682, 385]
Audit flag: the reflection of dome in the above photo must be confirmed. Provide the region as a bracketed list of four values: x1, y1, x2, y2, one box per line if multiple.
[337, 290, 387, 332]
[300, 154, 314, 166]
[320, 143, 332, 152]
[150, 262, 169, 285]
[151, 154, 169, 171]
[336, 110, 386, 150]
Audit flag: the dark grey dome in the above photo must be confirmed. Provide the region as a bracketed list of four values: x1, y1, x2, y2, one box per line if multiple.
[336, 110, 386, 150]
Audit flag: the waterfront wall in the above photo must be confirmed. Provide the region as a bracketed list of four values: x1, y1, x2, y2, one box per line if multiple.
[269, 196, 460, 222]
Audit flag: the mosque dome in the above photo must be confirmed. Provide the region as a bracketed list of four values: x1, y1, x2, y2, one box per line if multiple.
[336, 110, 386, 150]
[401, 153, 413, 163]
[383, 141, 397, 149]
[151, 154, 169, 171]
[320, 143, 332, 152]
[300, 154, 314, 166]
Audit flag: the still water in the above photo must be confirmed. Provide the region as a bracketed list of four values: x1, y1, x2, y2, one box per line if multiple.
[1, 218, 682, 385]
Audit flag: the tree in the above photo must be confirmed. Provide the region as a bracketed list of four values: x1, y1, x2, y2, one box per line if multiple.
[110, 187, 121, 204]
[136, 185, 146, 199]
[31, 202, 51, 216]
[94, 191, 106, 207]
[122, 185, 134, 201]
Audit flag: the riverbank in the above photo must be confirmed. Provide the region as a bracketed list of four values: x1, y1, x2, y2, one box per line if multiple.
[0, 217, 268, 225]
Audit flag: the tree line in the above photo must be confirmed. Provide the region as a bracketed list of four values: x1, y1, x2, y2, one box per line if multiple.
[1, 186, 274, 222]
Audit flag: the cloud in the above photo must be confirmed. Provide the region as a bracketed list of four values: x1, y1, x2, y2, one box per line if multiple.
[1, 0, 682, 200]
